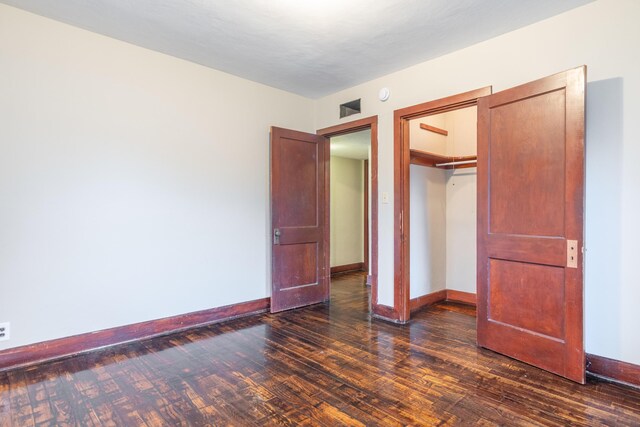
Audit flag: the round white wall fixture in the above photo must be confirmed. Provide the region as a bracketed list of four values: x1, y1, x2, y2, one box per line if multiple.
[378, 87, 390, 102]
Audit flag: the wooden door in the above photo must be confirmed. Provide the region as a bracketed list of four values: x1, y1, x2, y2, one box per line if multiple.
[477, 66, 586, 383]
[270, 127, 329, 313]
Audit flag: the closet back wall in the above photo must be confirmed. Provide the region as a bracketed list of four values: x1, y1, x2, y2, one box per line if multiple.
[410, 166, 446, 298]
[445, 108, 477, 294]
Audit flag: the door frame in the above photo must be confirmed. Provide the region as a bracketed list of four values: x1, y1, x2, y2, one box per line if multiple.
[392, 87, 492, 323]
[363, 160, 369, 273]
[317, 116, 379, 310]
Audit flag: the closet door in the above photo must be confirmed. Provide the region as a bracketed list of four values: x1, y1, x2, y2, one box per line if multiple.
[477, 66, 586, 383]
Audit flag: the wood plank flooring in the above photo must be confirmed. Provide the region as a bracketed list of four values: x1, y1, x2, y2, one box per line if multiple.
[1, 272, 639, 426]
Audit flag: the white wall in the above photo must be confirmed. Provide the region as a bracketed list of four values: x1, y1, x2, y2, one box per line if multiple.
[446, 170, 477, 294]
[409, 106, 476, 157]
[0, 4, 314, 350]
[409, 166, 447, 298]
[330, 156, 364, 267]
[444, 107, 477, 157]
[410, 114, 447, 155]
[315, 0, 640, 365]
[445, 107, 477, 294]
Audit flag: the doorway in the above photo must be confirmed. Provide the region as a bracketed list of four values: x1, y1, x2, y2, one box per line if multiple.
[328, 129, 370, 277]
[391, 88, 492, 322]
[408, 105, 479, 312]
[317, 116, 379, 310]
[270, 117, 378, 314]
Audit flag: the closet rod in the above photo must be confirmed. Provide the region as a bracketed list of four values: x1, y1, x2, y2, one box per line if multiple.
[435, 160, 477, 167]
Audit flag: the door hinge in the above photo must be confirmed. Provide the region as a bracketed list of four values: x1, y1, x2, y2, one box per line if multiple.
[273, 228, 281, 245]
[567, 239, 578, 268]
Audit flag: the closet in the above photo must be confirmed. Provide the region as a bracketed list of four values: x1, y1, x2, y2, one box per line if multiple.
[409, 106, 477, 304]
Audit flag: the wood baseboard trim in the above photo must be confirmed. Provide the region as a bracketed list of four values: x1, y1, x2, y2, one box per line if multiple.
[0, 297, 270, 373]
[410, 289, 477, 314]
[410, 290, 447, 313]
[446, 290, 477, 306]
[586, 354, 640, 388]
[331, 262, 365, 275]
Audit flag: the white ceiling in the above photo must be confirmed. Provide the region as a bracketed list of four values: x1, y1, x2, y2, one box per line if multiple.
[1, 0, 593, 98]
[330, 130, 371, 160]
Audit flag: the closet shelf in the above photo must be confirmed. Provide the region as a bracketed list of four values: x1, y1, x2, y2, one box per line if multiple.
[410, 149, 477, 169]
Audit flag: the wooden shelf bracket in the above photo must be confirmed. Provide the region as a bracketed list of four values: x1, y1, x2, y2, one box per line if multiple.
[419, 123, 448, 136]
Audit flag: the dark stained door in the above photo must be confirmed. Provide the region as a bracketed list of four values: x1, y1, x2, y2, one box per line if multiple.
[477, 66, 586, 383]
[270, 127, 329, 313]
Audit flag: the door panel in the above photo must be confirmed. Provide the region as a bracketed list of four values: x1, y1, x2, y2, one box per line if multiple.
[274, 243, 318, 289]
[271, 127, 329, 313]
[276, 136, 319, 226]
[477, 66, 586, 383]
[488, 89, 566, 237]
[488, 259, 565, 339]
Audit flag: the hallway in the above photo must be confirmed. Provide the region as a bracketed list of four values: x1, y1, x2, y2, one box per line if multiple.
[1, 273, 639, 425]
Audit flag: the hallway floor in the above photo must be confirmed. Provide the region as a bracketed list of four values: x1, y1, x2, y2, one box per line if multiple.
[1, 273, 639, 426]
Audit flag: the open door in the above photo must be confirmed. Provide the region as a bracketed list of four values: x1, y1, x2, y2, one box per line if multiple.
[270, 127, 330, 313]
[477, 66, 586, 383]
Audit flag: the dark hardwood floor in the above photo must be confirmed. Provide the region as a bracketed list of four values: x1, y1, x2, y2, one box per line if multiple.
[1, 273, 639, 426]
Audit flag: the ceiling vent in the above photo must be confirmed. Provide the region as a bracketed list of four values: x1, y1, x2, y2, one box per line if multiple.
[340, 99, 361, 118]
